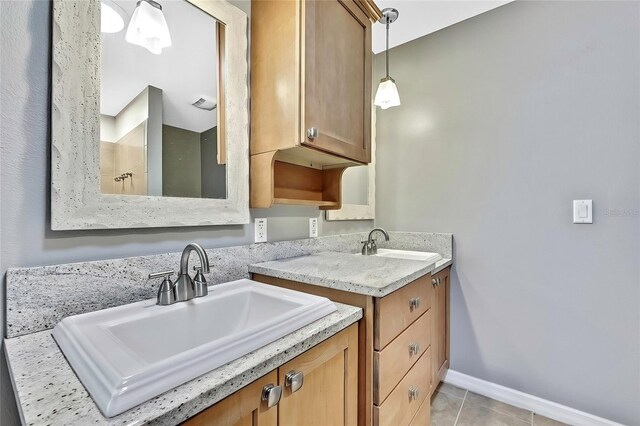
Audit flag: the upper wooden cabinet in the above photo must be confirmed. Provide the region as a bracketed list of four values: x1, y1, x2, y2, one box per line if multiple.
[250, 0, 381, 209]
[251, 0, 378, 163]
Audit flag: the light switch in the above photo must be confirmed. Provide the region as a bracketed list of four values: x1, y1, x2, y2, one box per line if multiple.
[573, 200, 593, 224]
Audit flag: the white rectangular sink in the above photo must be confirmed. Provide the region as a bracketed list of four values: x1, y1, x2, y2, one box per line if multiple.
[365, 249, 442, 263]
[52, 279, 336, 417]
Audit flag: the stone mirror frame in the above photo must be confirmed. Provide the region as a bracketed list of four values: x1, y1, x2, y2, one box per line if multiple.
[325, 107, 376, 221]
[51, 0, 249, 230]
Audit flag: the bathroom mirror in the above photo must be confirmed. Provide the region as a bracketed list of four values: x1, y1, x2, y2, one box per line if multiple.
[51, 0, 249, 229]
[326, 108, 375, 221]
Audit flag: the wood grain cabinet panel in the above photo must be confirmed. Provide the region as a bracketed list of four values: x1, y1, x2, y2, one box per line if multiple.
[374, 274, 432, 350]
[409, 395, 431, 426]
[431, 267, 451, 384]
[302, 0, 371, 163]
[373, 348, 432, 426]
[183, 371, 278, 426]
[374, 310, 432, 405]
[278, 324, 359, 426]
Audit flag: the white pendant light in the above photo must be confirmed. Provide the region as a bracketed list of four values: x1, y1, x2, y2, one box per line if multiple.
[125, 0, 172, 55]
[374, 8, 401, 110]
[100, 0, 125, 33]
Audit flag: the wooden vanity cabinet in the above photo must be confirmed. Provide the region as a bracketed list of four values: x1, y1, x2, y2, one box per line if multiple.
[252, 266, 452, 426]
[249, 0, 381, 208]
[183, 324, 358, 426]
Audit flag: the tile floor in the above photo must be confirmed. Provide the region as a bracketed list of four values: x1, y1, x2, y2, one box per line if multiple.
[431, 383, 569, 426]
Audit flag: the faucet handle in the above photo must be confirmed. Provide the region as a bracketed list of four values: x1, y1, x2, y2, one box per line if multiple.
[149, 270, 174, 280]
[361, 241, 371, 255]
[149, 271, 176, 305]
[369, 238, 378, 255]
[192, 266, 208, 298]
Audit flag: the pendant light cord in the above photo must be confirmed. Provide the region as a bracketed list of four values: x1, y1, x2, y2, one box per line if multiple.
[385, 20, 390, 78]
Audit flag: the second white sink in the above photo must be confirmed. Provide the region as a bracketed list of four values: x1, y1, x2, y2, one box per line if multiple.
[366, 248, 442, 263]
[53, 279, 336, 417]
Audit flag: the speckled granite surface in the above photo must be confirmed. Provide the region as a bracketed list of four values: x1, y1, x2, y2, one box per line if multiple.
[5, 233, 366, 338]
[4, 303, 362, 426]
[250, 252, 451, 297]
[433, 258, 454, 274]
[6, 232, 451, 338]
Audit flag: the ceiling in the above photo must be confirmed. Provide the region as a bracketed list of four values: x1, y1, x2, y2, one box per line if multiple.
[101, 0, 218, 133]
[372, 0, 514, 54]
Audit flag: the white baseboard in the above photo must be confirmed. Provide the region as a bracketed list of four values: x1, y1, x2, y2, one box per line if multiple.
[444, 370, 625, 426]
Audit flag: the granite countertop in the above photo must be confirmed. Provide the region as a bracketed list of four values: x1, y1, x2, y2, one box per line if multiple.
[4, 303, 362, 426]
[249, 252, 453, 298]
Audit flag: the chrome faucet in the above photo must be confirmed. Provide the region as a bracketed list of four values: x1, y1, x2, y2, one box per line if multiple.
[361, 228, 390, 255]
[149, 243, 211, 305]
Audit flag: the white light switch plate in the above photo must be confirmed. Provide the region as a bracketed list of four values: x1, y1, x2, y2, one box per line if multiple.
[255, 218, 267, 242]
[573, 200, 593, 224]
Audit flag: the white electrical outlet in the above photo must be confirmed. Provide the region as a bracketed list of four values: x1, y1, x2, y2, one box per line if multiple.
[255, 218, 267, 242]
[309, 218, 318, 238]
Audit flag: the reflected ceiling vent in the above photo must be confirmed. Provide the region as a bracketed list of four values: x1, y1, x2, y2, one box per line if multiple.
[192, 97, 217, 111]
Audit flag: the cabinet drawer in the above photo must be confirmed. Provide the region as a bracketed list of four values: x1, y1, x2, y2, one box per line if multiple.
[408, 394, 431, 426]
[374, 310, 431, 404]
[375, 275, 432, 350]
[374, 347, 432, 426]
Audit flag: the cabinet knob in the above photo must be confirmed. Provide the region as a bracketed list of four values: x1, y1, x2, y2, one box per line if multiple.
[285, 370, 304, 393]
[408, 387, 420, 400]
[307, 127, 318, 140]
[409, 297, 421, 311]
[409, 342, 420, 356]
[261, 384, 282, 408]
[432, 277, 438, 287]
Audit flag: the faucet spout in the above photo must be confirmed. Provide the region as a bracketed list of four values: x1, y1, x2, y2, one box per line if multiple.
[362, 228, 390, 255]
[180, 243, 210, 275]
[368, 228, 390, 244]
[150, 243, 211, 305]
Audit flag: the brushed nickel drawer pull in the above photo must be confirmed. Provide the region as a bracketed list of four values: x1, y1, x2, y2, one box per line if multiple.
[307, 127, 318, 140]
[409, 342, 420, 356]
[408, 387, 420, 400]
[409, 297, 421, 310]
[285, 370, 304, 393]
[261, 384, 282, 408]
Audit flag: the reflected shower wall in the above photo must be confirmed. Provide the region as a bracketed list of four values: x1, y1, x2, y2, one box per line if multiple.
[100, 86, 160, 196]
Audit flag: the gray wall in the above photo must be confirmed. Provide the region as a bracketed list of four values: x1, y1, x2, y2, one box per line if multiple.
[162, 124, 203, 198]
[375, 1, 639, 424]
[200, 126, 227, 199]
[0, 1, 372, 424]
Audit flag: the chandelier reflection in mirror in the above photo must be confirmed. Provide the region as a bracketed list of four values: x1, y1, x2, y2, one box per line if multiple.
[100, 0, 172, 55]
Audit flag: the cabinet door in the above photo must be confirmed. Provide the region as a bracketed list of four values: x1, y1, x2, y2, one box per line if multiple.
[432, 268, 450, 384]
[278, 324, 358, 426]
[183, 371, 278, 426]
[303, 0, 372, 164]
